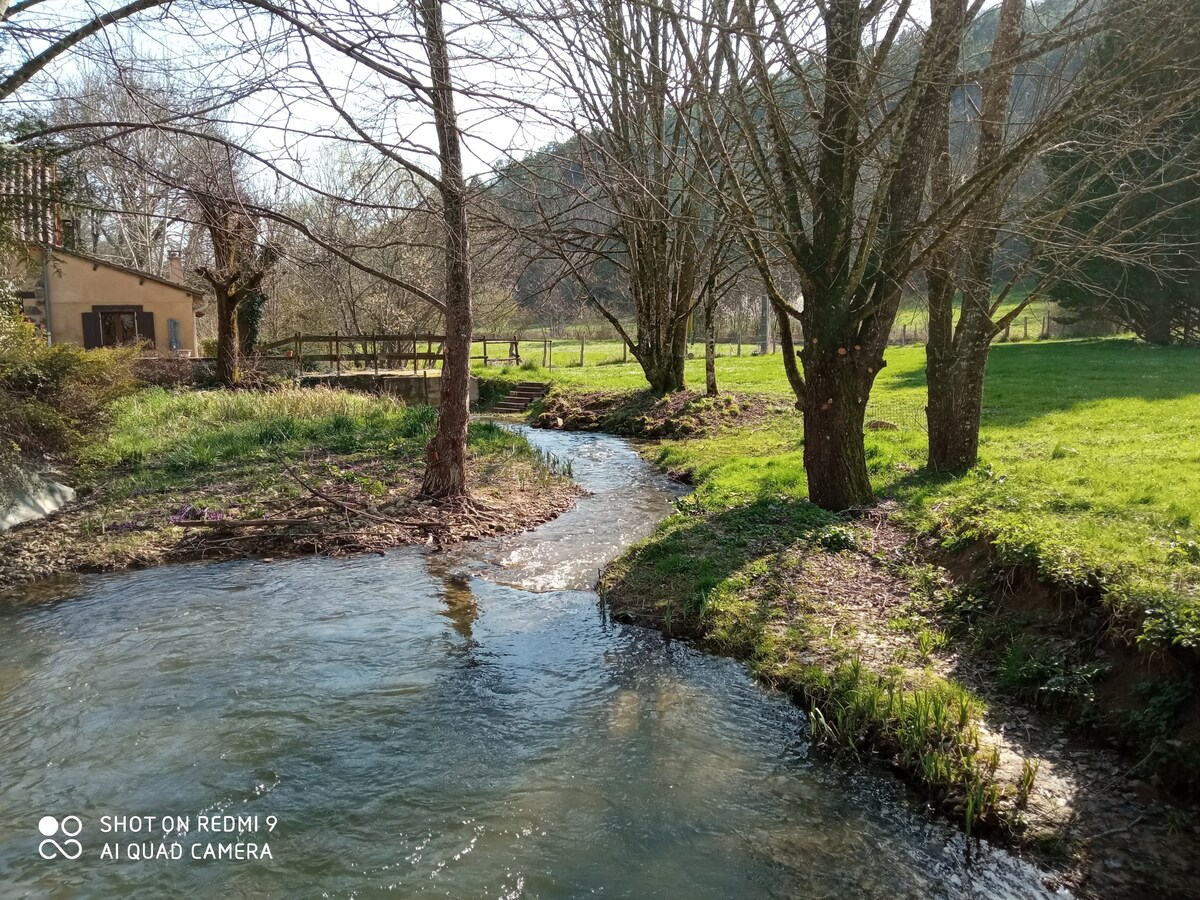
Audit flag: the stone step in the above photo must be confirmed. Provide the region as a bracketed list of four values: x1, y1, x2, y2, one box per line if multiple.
[490, 381, 550, 413]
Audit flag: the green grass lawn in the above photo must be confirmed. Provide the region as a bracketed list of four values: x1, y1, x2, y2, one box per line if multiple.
[81, 386, 549, 502]
[486, 337, 1200, 647]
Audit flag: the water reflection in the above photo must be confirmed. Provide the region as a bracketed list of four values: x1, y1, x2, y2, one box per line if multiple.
[430, 557, 480, 644]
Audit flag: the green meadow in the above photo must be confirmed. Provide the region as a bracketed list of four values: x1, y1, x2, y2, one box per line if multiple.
[482, 337, 1200, 648]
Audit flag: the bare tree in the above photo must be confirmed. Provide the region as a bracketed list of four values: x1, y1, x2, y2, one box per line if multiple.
[922, 0, 1200, 471]
[415, 0, 474, 499]
[502, 0, 741, 394]
[190, 182, 278, 387]
[676, 0, 971, 508]
[2, 0, 500, 502]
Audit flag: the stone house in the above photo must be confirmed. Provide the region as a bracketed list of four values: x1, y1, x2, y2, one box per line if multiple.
[2, 147, 203, 354]
[18, 247, 203, 354]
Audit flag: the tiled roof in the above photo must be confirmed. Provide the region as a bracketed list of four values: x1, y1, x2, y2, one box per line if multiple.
[0, 145, 60, 246]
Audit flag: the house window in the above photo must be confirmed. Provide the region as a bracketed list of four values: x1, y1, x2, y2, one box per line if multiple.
[81, 306, 155, 350]
[100, 309, 138, 346]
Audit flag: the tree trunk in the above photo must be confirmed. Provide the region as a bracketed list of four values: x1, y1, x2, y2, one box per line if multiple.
[926, 343, 989, 472]
[800, 353, 874, 510]
[704, 289, 717, 397]
[215, 293, 239, 388]
[637, 315, 687, 394]
[646, 360, 685, 394]
[923, 0, 1024, 473]
[1143, 303, 1173, 345]
[419, 0, 472, 501]
[236, 290, 265, 360]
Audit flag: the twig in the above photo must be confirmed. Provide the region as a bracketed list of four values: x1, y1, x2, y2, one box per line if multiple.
[174, 518, 322, 528]
[1087, 814, 1145, 842]
[276, 454, 396, 524]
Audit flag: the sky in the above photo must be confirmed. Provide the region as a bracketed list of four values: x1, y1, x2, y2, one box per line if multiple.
[0, 0, 1008, 192]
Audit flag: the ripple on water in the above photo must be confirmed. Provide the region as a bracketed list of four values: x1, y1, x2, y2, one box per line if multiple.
[0, 430, 1068, 898]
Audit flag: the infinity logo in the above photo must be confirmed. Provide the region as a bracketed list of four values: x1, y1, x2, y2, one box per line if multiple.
[38, 815, 83, 860]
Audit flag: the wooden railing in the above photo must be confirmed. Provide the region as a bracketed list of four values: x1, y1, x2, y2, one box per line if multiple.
[258, 333, 521, 374]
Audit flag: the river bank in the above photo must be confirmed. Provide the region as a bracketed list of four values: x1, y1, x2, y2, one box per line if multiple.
[0, 426, 1063, 898]
[0, 387, 578, 589]
[509, 381, 1200, 900]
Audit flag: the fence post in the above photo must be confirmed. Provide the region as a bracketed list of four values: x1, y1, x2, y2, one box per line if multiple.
[622, 341, 627, 362]
[295, 331, 302, 375]
[513, 335, 521, 366]
[901, 324, 907, 346]
[335, 330, 341, 376]
[737, 337, 742, 356]
[542, 339, 548, 367]
[579, 338, 585, 367]
[483, 338, 488, 366]
[373, 334, 379, 376]
[1023, 318, 1029, 340]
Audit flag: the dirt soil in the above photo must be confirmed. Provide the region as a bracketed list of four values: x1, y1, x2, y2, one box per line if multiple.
[0, 450, 580, 591]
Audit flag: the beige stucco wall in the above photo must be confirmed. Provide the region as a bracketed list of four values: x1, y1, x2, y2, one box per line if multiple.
[40, 251, 199, 353]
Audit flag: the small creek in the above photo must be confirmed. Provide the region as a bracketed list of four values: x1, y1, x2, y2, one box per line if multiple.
[0, 427, 1066, 898]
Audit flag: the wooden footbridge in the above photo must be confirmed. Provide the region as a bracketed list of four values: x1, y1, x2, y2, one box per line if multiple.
[260, 332, 522, 375]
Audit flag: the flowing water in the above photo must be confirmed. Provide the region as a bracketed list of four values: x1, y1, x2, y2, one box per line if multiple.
[0, 428, 1066, 898]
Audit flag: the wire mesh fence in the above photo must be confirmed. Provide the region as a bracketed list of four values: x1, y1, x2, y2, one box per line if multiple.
[865, 397, 927, 432]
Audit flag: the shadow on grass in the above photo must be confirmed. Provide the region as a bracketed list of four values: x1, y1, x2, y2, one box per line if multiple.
[602, 496, 838, 632]
[891, 339, 1200, 427]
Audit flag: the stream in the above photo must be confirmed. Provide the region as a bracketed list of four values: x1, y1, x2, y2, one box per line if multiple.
[0, 427, 1066, 898]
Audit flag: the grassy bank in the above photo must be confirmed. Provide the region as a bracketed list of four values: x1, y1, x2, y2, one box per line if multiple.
[487, 339, 1200, 650]
[490, 337, 1200, 897]
[1, 386, 576, 586]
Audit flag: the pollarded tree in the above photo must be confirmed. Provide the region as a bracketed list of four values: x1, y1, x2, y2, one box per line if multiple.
[503, 0, 741, 394]
[190, 186, 279, 387]
[922, 0, 1200, 470]
[683, 0, 971, 508]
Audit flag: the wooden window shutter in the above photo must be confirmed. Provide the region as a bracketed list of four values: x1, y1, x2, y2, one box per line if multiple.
[135, 310, 156, 348]
[81, 311, 102, 349]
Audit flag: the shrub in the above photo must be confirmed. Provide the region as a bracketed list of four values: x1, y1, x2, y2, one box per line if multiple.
[0, 304, 137, 481]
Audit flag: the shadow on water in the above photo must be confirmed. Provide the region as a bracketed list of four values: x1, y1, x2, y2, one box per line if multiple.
[429, 556, 480, 644]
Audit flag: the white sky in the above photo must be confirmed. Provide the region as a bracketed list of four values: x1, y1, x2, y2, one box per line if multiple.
[0, 0, 1005, 191]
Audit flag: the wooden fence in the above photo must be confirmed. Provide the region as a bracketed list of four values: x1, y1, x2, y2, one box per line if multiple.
[259, 333, 521, 374]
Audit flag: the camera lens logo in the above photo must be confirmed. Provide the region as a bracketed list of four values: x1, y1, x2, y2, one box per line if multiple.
[38, 816, 83, 860]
